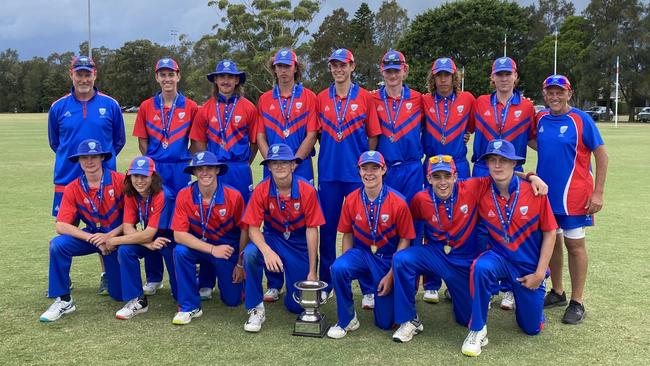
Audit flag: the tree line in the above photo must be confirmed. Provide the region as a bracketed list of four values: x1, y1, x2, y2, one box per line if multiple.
[1, 0, 648, 120]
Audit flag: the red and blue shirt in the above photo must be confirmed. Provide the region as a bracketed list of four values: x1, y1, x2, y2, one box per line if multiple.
[257, 83, 320, 157]
[243, 175, 325, 250]
[133, 93, 198, 163]
[372, 85, 423, 164]
[172, 182, 245, 247]
[190, 94, 257, 163]
[48, 87, 125, 187]
[478, 177, 558, 271]
[57, 170, 125, 233]
[422, 91, 475, 161]
[533, 108, 604, 215]
[123, 186, 175, 231]
[410, 178, 490, 266]
[317, 83, 382, 182]
[471, 90, 534, 171]
[338, 185, 415, 257]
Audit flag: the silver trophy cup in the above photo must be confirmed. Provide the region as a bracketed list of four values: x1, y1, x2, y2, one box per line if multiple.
[292, 280, 329, 337]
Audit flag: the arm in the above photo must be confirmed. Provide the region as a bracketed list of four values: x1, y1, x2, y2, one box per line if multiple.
[248, 142, 258, 165]
[378, 238, 410, 296]
[515, 172, 548, 195]
[586, 145, 608, 214]
[137, 137, 148, 155]
[341, 232, 353, 254]
[368, 136, 378, 150]
[248, 225, 283, 272]
[517, 230, 554, 289]
[191, 140, 206, 153]
[306, 227, 319, 280]
[295, 131, 318, 160]
[47, 109, 59, 152]
[232, 229, 248, 283]
[173, 231, 234, 259]
[256, 132, 269, 159]
[527, 138, 538, 151]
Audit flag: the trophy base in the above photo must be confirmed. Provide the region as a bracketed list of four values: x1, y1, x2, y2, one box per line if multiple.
[292, 314, 328, 338]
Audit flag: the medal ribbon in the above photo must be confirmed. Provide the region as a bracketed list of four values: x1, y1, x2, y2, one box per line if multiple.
[490, 176, 520, 244]
[271, 179, 291, 235]
[331, 83, 353, 138]
[275, 84, 297, 134]
[430, 184, 455, 243]
[80, 172, 105, 228]
[493, 94, 514, 138]
[434, 93, 455, 142]
[159, 93, 178, 140]
[361, 184, 387, 246]
[197, 184, 220, 240]
[137, 193, 152, 229]
[381, 86, 405, 136]
[215, 96, 239, 146]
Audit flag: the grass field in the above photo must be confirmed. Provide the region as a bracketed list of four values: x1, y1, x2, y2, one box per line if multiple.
[1, 113, 649, 365]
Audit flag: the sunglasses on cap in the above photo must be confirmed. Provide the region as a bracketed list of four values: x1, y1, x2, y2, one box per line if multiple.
[383, 60, 403, 66]
[429, 155, 453, 164]
[73, 57, 95, 67]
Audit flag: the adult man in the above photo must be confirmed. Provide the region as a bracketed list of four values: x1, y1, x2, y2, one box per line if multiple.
[40, 139, 125, 322]
[317, 48, 381, 295]
[327, 151, 415, 339]
[48, 56, 125, 294]
[241, 144, 325, 332]
[533, 75, 608, 324]
[470, 57, 535, 309]
[256, 48, 320, 301]
[132, 57, 198, 295]
[462, 139, 557, 357]
[171, 151, 246, 325]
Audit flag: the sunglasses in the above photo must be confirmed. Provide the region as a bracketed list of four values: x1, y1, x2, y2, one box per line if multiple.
[383, 60, 403, 66]
[73, 57, 95, 68]
[429, 155, 453, 164]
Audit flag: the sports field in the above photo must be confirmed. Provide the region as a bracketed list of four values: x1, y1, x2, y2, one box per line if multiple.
[0, 113, 648, 365]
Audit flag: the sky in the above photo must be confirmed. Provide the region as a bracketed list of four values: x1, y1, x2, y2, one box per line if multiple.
[1, 0, 589, 60]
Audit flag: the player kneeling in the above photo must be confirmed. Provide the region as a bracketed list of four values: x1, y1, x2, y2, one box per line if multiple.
[40, 139, 125, 322]
[327, 151, 415, 339]
[241, 144, 324, 332]
[170, 151, 246, 325]
[106, 157, 177, 319]
[462, 140, 557, 356]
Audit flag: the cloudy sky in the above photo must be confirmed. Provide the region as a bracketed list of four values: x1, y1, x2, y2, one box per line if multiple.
[1, 0, 589, 60]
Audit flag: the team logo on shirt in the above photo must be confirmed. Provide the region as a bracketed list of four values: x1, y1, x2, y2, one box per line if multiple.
[108, 189, 114, 198]
[460, 204, 468, 214]
[219, 209, 227, 217]
[560, 126, 568, 134]
[178, 112, 185, 119]
[514, 110, 522, 118]
[381, 214, 389, 223]
[234, 115, 242, 124]
[457, 105, 464, 113]
[488, 210, 496, 217]
[99, 108, 106, 116]
[154, 115, 161, 121]
[406, 102, 412, 110]
[63, 111, 72, 118]
[355, 213, 362, 221]
[350, 104, 358, 111]
[296, 102, 303, 110]
[539, 126, 544, 133]
[294, 202, 300, 211]
[520, 206, 528, 216]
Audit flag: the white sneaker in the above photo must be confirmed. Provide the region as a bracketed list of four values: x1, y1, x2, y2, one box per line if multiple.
[361, 294, 375, 309]
[115, 298, 148, 320]
[461, 326, 489, 357]
[172, 308, 203, 325]
[423, 290, 440, 303]
[327, 314, 360, 339]
[243, 305, 266, 333]
[263, 288, 280, 302]
[500, 291, 515, 310]
[320, 290, 334, 303]
[142, 282, 163, 296]
[392, 318, 424, 343]
[199, 287, 213, 300]
[39, 297, 76, 322]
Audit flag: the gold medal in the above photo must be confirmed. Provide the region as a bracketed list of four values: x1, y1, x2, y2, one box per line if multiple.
[444, 245, 452, 255]
[371, 244, 378, 254]
[162, 139, 169, 149]
[95, 222, 101, 228]
[337, 131, 343, 141]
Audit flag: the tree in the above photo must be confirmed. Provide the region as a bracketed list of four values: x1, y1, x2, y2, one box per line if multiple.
[306, 8, 354, 91]
[208, 0, 321, 100]
[186, 34, 231, 102]
[526, 0, 576, 43]
[375, 0, 410, 51]
[20, 57, 50, 112]
[398, 0, 533, 96]
[0, 49, 22, 112]
[349, 3, 381, 88]
[42, 52, 75, 108]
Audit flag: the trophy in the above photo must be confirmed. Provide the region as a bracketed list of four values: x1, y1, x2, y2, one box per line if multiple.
[292, 280, 329, 337]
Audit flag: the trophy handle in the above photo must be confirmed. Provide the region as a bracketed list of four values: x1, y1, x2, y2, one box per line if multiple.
[292, 292, 301, 304]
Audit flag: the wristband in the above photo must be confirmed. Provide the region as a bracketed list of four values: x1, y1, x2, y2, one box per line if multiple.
[236, 263, 244, 269]
[525, 172, 536, 180]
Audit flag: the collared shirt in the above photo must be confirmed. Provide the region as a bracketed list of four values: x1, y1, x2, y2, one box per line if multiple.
[338, 186, 415, 257]
[48, 87, 126, 187]
[533, 107, 605, 215]
[371, 85, 423, 164]
[123, 186, 175, 230]
[57, 170, 125, 233]
[422, 91, 476, 160]
[317, 83, 382, 182]
[132, 92, 198, 163]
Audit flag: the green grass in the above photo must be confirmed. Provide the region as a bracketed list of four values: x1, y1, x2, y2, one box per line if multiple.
[1, 114, 648, 365]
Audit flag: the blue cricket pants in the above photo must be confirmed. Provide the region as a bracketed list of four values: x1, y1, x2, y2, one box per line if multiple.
[118, 241, 177, 301]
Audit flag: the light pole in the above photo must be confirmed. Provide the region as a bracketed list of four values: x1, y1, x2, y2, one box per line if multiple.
[87, 0, 92, 58]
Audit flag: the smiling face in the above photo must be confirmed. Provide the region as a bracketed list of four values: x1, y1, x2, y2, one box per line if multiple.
[194, 166, 220, 189]
[156, 69, 180, 94]
[486, 155, 516, 184]
[427, 170, 457, 200]
[382, 67, 406, 89]
[70, 69, 96, 97]
[268, 160, 296, 181]
[130, 174, 153, 196]
[359, 163, 386, 191]
[329, 60, 355, 84]
[543, 86, 572, 115]
[78, 155, 104, 176]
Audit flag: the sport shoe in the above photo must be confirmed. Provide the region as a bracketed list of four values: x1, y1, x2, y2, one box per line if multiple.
[423, 290, 440, 304]
[444, 288, 452, 301]
[500, 291, 515, 310]
[97, 273, 108, 296]
[562, 300, 586, 325]
[172, 308, 203, 325]
[461, 326, 489, 357]
[199, 287, 213, 301]
[327, 314, 360, 339]
[116, 298, 148, 320]
[142, 282, 163, 296]
[244, 306, 266, 332]
[263, 288, 280, 302]
[392, 317, 424, 343]
[544, 289, 567, 308]
[39, 297, 76, 322]
[320, 290, 334, 303]
[361, 294, 375, 309]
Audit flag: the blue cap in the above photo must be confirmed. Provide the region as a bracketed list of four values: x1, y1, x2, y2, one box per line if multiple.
[127, 156, 156, 176]
[478, 139, 525, 165]
[492, 57, 517, 74]
[431, 57, 457, 74]
[206, 60, 246, 84]
[273, 48, 297, 66]
[543, 74, 572, 90]
[71, 56, 96, 72]
[155, 57, 179, 72]
[381, 50, 406, 71]
[328, 48, 355, 63]
[357, 151, 386, 168]
[68, 139, 112, 162]
[261, 143, 301, 165]
[183, 151, 229, 175]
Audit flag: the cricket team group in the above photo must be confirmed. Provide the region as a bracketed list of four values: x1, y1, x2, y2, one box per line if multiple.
[40, 46, 608, 357]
